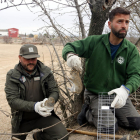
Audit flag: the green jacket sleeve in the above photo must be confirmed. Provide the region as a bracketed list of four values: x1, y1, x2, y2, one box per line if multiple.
[5, 71, 35, 112]
[125, 46, 140, 93]
[62, 36, 95, 60]
[47, 72, 59, 102]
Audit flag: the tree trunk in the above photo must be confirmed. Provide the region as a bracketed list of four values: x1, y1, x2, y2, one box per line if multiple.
[88, 8, 110, 36]
[73, 0, 86, 118]
[73, 0, 117, 119]
[88, 0, 116, 35]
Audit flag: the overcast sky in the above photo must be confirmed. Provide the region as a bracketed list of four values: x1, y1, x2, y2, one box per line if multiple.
[0, 1, 111, 37]
[0, 1, 77, 36]
[1, 1, 137, 38]
[0, 5, 43, 35]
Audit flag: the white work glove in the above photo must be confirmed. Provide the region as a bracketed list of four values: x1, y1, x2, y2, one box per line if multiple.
[34, 101, 51, 117]
[108, 85, 130, 108]
[67, 53, 82, 72]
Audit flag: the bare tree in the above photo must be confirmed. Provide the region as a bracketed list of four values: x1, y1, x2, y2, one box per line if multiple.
[2, 0, 140, 128]
[0, 0, 118, 125]
[3, 36, 12, 43]
[88, 0, 116, 35]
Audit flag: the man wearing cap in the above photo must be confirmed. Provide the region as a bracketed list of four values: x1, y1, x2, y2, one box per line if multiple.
[5, 44, 68, 140]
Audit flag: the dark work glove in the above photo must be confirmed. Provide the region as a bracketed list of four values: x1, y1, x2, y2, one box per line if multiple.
[77, 103, 89, 126]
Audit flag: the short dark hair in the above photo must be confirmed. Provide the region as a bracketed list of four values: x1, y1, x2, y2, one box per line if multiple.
[109, 7, 130, 21]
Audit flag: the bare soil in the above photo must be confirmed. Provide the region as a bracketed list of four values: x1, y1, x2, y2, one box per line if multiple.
[0, 44, 140, 140]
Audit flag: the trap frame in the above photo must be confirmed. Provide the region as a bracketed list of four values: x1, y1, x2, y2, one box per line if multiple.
[97, 93, 116, 140]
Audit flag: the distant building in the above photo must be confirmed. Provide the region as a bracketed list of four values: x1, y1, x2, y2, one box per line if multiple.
[8, 28, 19, 38]
[0, 29, 8, 36]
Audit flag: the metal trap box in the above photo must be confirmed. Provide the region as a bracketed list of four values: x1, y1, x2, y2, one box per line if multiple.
[97, 93, 116, 140]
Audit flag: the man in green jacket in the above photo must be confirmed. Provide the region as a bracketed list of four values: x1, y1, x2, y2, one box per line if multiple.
[62, 7, 140, 132]
[5, 44, 68, 140]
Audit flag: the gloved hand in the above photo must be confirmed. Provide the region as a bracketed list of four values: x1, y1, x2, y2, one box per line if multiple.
[67, 53, 82, 72]
[34, 101, 51, 117]
[108, 85, 130, 108]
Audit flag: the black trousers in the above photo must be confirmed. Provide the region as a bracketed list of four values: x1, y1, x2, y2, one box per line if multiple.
[12, 115, 68, 140]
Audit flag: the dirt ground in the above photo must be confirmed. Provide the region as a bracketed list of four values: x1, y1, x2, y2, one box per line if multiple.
[0, 44, 140, 140]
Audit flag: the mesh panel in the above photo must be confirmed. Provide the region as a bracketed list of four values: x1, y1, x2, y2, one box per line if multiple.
[97, 93, 115, 140]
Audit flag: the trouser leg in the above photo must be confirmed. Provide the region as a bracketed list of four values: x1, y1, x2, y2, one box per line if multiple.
[115, 98, 140, 130]
[12, 115, 68, 140]
[33, 115, 68, 140]
[84, 90, 118, 133]
[12, 119, 34, 140]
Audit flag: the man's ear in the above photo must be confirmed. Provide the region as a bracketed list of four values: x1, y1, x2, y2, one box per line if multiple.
[108, 21, 111, 29]
[19, 55, 22, 62]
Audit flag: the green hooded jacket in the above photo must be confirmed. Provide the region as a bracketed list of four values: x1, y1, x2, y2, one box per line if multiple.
[5, 60, 59, 133]
[62, 33, 140, 94]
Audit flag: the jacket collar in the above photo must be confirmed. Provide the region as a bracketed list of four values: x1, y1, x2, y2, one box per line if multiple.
[102, 33, 129, 57]
[36, 60, 51, 81]
[11, 60, 51, 82]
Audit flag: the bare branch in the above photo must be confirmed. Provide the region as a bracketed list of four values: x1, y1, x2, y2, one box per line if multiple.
[125, 0, 140, 9]
[0, 1, 34, 11]
[74, 0, 86, 39]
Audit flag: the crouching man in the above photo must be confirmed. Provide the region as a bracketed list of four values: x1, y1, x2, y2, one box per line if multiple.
[5, 44, 68, 140]
[62, 7, 140, 132]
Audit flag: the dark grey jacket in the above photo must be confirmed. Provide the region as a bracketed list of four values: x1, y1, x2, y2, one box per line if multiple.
[5, 60, 59, 133]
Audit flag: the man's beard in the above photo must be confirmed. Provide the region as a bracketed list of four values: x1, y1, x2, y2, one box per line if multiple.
[21, 63, 36, 72]
[111, 26, 127, 38]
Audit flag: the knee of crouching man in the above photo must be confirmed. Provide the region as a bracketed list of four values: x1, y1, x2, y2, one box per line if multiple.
[127, 117, 140, 130]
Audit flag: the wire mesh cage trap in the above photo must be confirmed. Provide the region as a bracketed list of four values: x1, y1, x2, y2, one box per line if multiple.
[97, 93, 116, 140]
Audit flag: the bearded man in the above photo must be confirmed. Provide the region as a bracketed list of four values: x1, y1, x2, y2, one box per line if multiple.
[62, 7, 140, 132]
[5, 44, 68, 140]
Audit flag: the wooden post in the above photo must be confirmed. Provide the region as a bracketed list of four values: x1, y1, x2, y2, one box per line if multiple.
[66, 128, 130, 140]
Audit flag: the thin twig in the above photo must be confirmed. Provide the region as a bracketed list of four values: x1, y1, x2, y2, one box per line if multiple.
[58, 122, 88, 140]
